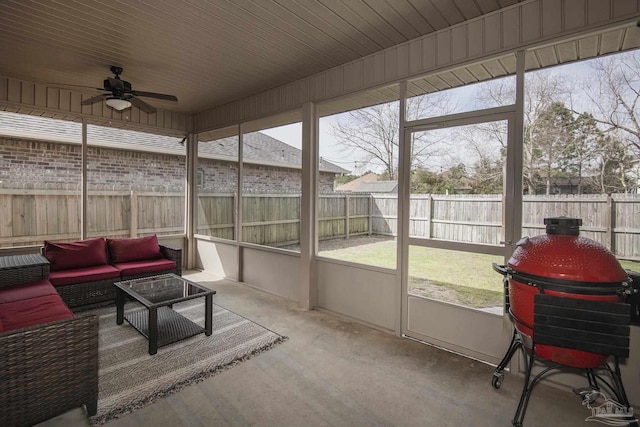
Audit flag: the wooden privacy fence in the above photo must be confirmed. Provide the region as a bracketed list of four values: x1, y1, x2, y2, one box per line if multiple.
[0, 189, 184, 247]
[196, 193, 373, 246]
[2, 189, 639, 260]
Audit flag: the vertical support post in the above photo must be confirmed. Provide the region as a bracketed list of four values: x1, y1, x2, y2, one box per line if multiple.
[130, 190, 138, 237]
[509, 50, 525, 251]
[398, 81, 409, 337]
[300, 101, 318, 310]
[81, 118, 87, 240]
[185, 132, 197, 270]
[505, 49, 527, 375]
[237, 124, 244, 283]
[345, 193, 350, 239]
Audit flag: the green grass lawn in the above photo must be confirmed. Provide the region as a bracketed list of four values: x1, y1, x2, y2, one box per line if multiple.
[319, 237, 640, 309]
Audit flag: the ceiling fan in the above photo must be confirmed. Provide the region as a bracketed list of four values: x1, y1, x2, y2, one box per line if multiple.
[80, 66, 178, 113]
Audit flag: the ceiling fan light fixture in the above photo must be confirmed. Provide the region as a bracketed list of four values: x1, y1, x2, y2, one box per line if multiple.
[105, 97, 132, 111]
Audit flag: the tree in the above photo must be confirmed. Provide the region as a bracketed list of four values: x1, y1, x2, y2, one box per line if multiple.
[476, 70, 570, 194]
[330, 92, 452, 180]
[530, 102, 575, 194]
[563, 112, 602, 194]
[583, 51, 640, 155]
[589, 135, 636, 194]
[411, 164, 467, 194]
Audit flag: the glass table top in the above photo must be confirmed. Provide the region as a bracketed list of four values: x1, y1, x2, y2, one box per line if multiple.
[115, 273, 215, 307]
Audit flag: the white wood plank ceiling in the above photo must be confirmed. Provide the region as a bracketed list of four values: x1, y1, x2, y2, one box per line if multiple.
[0, 0, 520, 115]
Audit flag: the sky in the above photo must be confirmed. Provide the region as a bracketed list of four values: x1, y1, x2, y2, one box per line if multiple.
[261, 53, 630, 177]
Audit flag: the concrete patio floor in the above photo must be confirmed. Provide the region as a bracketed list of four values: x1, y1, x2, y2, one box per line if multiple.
[39, 270, 596, 427]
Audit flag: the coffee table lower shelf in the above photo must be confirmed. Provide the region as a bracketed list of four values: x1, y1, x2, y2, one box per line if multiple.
[125, 306, 204, 353]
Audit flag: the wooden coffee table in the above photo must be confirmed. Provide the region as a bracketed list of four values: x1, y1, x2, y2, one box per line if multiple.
[115, 273, 216, 355]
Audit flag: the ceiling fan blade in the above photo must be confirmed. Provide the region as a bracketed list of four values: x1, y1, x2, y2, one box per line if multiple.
[131, 91, 178, 102]
[47, 83, 105, 91]
[129, 96, 157, 114]
[81, 94, 109, 105]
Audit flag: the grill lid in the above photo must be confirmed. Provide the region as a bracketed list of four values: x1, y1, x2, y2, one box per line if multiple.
[508, 217, 628, 286]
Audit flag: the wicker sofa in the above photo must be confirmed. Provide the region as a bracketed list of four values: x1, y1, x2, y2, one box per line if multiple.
[0, 254, 99, 427]
[42, 235, 182, 308]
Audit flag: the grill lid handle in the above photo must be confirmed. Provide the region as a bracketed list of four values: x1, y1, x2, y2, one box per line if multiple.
[544, 217, 582, 236]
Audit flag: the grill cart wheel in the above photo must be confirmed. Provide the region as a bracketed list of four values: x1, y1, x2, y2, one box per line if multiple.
[492, 372, 504, 389]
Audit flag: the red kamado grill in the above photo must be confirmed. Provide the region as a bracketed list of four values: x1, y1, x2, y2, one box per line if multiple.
[492, 217, 638, 427]
[498, 217, 628, 367]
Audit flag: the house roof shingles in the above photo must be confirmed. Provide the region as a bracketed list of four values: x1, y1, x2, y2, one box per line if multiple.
[0, 111, 348, 174]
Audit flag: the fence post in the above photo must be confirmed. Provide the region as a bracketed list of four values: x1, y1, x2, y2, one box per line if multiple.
[130, 190, 138, 237]
[368, 194, 373, 236]
[345, 193, 350, 239]
[605, 194, 615, 253]
[426, 194, 432, 239]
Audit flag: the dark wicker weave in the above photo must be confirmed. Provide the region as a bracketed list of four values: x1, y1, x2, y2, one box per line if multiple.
[0, 315, 99, 427]
[160, 245, 183, 276]
[56, 278, 118, 309]
[41, 244, 182, 308]
[0, 259, 99, 427]
[0, 254, 50, 288]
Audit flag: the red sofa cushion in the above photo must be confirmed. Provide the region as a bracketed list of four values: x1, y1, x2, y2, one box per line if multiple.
[107, 235, 162, 263]
[0, 294, 73, 332]
[0, 280, 58, 304]
[113, 258, 177, 277]
[48, 264, 121, 287]
[44, 238, 108, 271]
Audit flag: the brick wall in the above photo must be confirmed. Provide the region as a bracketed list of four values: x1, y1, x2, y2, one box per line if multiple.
[0, 136, 336, 192]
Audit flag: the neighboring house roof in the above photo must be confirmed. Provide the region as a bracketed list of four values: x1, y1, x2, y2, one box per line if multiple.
[354, 181, 398, 193]
[0, 111, 347, 174]
[335, 172, 379, 192]
[199, 132, 348, 174]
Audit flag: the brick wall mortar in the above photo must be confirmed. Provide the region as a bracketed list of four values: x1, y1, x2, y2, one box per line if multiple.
[0, 136, 335, 192]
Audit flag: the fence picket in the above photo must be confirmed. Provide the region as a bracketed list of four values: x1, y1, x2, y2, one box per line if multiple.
[0, 190, 638, 260]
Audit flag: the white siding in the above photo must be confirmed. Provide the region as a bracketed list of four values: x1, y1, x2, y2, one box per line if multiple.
[193, 0, 640, 133]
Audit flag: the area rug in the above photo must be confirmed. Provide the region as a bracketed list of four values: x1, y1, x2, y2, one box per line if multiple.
[86, 300, 287, 425]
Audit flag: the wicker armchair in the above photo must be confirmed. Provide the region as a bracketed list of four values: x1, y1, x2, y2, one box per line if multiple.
[0, 255, 99, 427]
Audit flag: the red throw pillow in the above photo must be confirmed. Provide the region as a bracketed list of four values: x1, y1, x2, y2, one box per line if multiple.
[107, 235, 162, 263]
[44, 238, 108, 271]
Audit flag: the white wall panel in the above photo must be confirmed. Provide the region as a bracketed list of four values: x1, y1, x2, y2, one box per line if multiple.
[8, 79, 20, 103]
[0, 77, 189, 134]
[396, 44, 410, 78]
[542, 0, 563, 36]
[578, 34, 600, 57]
[451, 25, 468, 62]
[614, 0, 640, 17]
[384, 48, 399, 81]
[421, 35, 437, 69]
[407, 296, 505, 364]
[196, 239, 239, 280]
[242, 248, 300, 301]
[326, 67, 345, 98]
[502, 7, 521, 47]
[436, 30, 452, 65]
[565, 0, 587, 30]
[484, 13, 503, 52]
[601, 28, 626, 52]
[588, 0, 611, 24]
[409, 39, 423, 74]
[317, 259, 396, 332]
[522, 2, 542, 42]
[467, 19, 484, 57]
